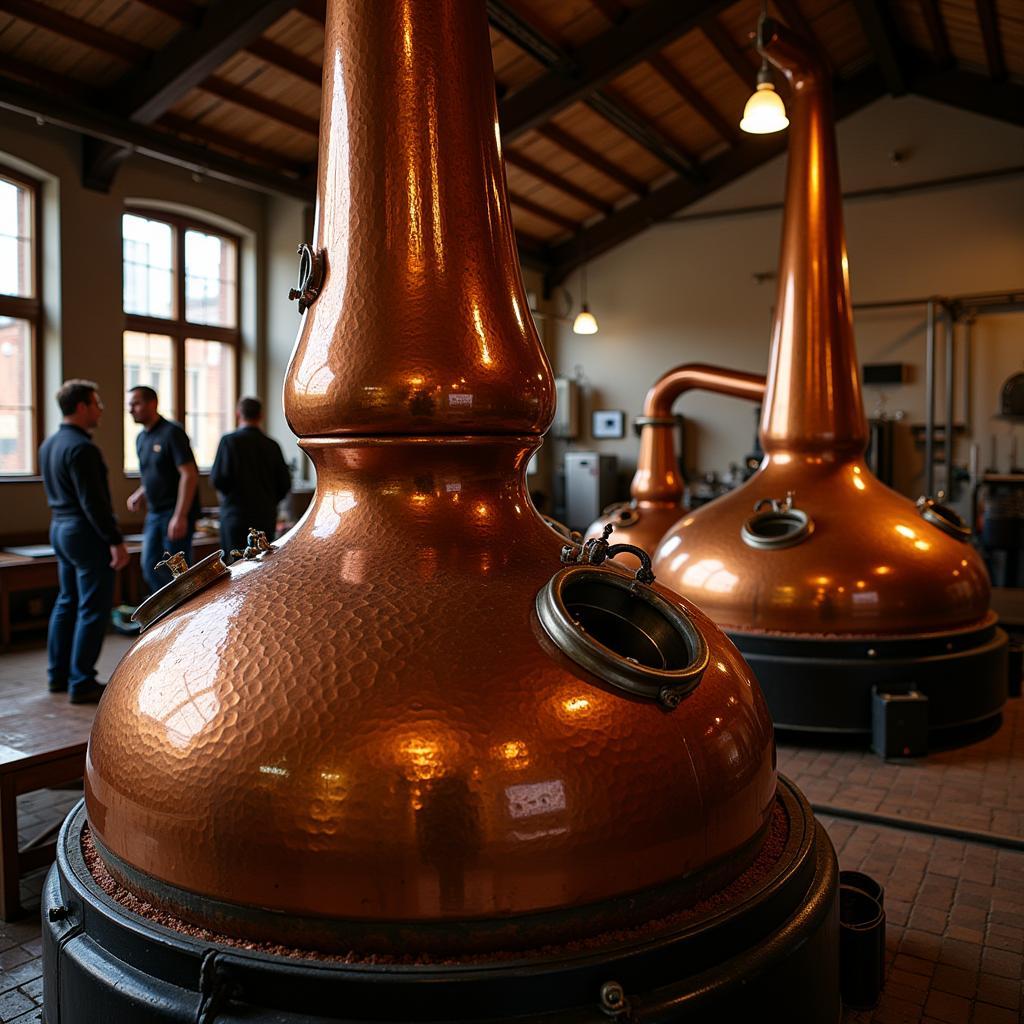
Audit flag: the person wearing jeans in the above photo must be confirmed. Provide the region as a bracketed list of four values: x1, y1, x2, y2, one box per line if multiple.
[39, 380, 129, 704]
[125, 386, 200, 594]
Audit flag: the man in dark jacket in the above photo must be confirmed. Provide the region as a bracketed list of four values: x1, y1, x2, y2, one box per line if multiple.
[39, 380, 129, 703]
[210, 397, 292, 554]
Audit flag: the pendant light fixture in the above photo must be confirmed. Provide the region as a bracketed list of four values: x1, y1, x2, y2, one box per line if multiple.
[573, 260, 599, 335]
[740, 4, 789, 135]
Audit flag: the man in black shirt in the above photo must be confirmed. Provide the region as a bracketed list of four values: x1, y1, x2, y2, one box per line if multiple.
[126, 386, 200, 593]
[210, 396, 292, 554]
[39, 380, 129, 704]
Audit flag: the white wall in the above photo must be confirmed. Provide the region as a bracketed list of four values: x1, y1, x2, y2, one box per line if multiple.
[552, 96, 1024, 505]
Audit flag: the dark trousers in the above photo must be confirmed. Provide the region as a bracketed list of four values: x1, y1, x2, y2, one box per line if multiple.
[142, 509, 194, 594]
[220, 512, 275, 557]
[47, 520, 115, 694]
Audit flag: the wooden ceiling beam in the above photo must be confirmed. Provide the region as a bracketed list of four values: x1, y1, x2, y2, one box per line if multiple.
[544, 66, 887, 285]
[909, 56, 1022, 125]
[537, 123, 648, 196]
[503, 149, 614, 214]
[700, 17, 757, 92]
[974, 0, 1007, 82]
[852, 0, 908, 95]
[0, 0, 148, 62]
[158, 113, 310, 171]
[587, 0, 628, 25]
[509, 192, 579, 233]
[647, 53, 739, 145]
[586, 91, 699, 178]
[771, 0, 831, 72]
[131, 0, 201, 25]
[198, 77, 319, 136]
[0, 72, 313, 199]
[919, 0, 951, 67]
[497, 0, 733, 140]
[246, 39, 321, 87]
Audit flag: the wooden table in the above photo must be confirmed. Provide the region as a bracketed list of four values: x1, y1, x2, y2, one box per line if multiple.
[0, 691, 97, 920]
[0, 536, 221, 649]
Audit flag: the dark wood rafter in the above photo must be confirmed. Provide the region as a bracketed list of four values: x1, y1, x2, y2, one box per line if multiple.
[537, 123, 648, 196]
[587, 0, 628, 26]
[0, 72, 312, 197]
[131, 0, 201, 24]
[700, 17, 758, 92]
[771, 0, 831, 72]
[974, 0, 1007, 82]
[909, 56, 1023, 126]
[545, 65, 887, 285]
[81, 0, 300, 189]
[0, 0, 149, 62]
[497, 0, 733, 139]
[158, 113, 310, 172]
[851, 0, 908, 95]
[2, 54, 98, 103]
[586, 91, 698, 177]
[646, 53, 739, 145]
[508, 192, 578, 233]
[295, 0, 326, 22]
[919, 0, 952, 67]
[491, 0, 710, 181]
[503, 150, 614, 214]
[198, 78, 319, 136]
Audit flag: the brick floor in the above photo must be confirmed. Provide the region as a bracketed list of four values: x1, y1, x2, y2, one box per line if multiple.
[2, 642, 1022, 1022]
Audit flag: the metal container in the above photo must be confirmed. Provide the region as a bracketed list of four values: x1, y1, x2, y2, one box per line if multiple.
[651, 19, 1007, 734]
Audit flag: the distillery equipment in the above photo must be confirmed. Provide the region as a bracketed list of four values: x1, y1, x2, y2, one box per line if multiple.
[43, 2, 839, 1020]
[586, 363, 764, 561]
[652, 18, 1008, 735]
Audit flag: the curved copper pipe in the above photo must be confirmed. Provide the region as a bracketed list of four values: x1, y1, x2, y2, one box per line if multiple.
[758, 18, 867, 458]
[633, 364, 766, 504]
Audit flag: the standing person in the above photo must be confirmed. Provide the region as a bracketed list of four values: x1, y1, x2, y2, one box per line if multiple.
[39, 380, 129, 704]
[210, 396, 292, 554]
[125, 386, 200, 593]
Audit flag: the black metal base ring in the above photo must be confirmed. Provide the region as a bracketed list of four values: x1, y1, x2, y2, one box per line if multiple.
[43, 777, 839, 1022]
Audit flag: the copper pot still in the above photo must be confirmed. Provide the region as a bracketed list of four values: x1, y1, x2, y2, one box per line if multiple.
[82, 0, 777, 955]
[652, 20, 1007, 733]
[586, 364, 764, 562]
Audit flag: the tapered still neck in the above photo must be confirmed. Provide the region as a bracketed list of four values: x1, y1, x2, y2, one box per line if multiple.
[758, 19, 867, 458]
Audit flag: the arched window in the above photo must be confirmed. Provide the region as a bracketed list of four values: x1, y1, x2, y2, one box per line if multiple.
[0, 168, 41, 476]
[122, 208, 240, 471]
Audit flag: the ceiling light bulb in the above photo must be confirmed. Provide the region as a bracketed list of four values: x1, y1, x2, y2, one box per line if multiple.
[740, 67, 788, 135]
[573, 306, 599, 335]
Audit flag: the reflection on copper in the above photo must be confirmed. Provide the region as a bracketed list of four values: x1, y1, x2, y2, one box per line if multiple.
[586, 364, 764, 561]
[84, 0, 775, 950]
[653, 19, 991, 636]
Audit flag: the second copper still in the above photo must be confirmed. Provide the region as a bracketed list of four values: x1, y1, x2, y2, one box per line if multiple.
[586, 363, 765, 561]
[653, 19, 1009, 735]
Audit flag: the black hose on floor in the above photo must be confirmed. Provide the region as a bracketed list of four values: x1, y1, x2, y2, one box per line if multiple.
[810, 803, 1024, 853]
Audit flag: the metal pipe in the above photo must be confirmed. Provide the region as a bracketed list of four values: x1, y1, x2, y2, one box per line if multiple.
[962, 317, 973, 435]
[853, 289, 1024, 312]
[925, 299, 936, 497]
[945, 306, 955, 498]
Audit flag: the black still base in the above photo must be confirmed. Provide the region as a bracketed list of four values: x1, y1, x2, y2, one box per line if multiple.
[731, 616, 1009, 735]
[43, 777, 839, 1023]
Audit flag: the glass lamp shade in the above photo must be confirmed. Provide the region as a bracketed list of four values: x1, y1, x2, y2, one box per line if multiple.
[573, 306, 599, 335]
[740, 82, 789, 135]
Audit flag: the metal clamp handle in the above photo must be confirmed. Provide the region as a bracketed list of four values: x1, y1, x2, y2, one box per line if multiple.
[561, 524, 655, 584]
[288, 243, 326, 314]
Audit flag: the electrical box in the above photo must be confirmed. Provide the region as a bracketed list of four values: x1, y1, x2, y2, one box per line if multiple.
[863, 363, 908, 386]
[551, 378, 580, 439]
[564, 452, 617, 532]
[871, 687, 928, 759]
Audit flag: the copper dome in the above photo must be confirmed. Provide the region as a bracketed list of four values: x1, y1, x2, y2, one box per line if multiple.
[84, 0, 775, 954]
[653, 19, 991, 639]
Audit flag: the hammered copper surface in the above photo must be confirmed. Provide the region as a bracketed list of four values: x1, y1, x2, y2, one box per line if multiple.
[283, 0, 553, 437]
[652, 20, 990, 636]
[86, 440, 775, 925]
[586, 365, 765, 561]
[85, 0, 775, 944]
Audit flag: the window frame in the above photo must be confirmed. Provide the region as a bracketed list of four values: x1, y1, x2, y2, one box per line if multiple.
[0, 165, 43, 479]
[122, 207, 242, 469]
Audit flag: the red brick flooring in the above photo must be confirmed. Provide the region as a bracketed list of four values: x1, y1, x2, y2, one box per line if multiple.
[1, 637, 1022, 1023]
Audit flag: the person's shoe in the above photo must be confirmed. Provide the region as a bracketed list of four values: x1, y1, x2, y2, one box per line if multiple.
[48, 683, 68, 694]
[69, 681, 107, 705]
